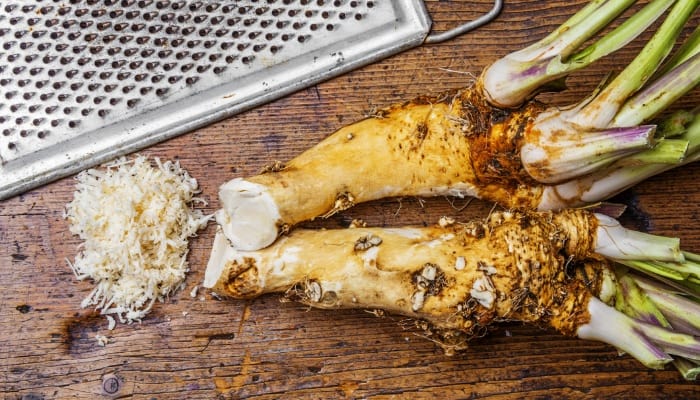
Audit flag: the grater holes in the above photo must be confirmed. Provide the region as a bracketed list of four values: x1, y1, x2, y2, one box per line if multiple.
[206, 3, 221, 12]
[138, 1, 155, 8]
[171, 1, 186, 10]
[14, 30, 29, 40]
[160, 13, 175, 22]
[31, 30, 48, 39]
[97, 21, 112, 31]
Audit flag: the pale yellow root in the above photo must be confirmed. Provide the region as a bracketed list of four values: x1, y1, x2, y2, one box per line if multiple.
[205, 210, 606, 339]
[217, 90, 544, 250]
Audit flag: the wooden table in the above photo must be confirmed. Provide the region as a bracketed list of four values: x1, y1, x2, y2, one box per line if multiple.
[2, 1, 699, 398]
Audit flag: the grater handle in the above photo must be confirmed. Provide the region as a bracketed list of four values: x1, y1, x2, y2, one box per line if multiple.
[424, 0, 504, 44]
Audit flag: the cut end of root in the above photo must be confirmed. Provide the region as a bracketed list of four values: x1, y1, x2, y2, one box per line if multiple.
[218, 178, 282, 251]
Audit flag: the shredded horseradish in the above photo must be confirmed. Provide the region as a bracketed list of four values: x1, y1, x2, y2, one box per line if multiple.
[65, 156, 210, 324]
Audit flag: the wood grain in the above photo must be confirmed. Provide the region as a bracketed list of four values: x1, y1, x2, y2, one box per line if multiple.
[2, 1, 700, 398]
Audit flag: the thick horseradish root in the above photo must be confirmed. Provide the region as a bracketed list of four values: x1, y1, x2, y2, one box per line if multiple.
[217, 0, 699, 250]
[205, 209, 700, 372]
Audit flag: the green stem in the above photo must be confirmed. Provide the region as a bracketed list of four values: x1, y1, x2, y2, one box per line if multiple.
[613, 52, 700, 127]
[618, 138, 688, 164]
[572, 0, 698, 128]
[658, 25, 700, 75]
[566, 0, 676, 69]
[481, 0, 642, 107]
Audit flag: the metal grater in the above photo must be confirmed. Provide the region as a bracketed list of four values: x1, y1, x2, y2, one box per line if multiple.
[0, 0, 502, 200]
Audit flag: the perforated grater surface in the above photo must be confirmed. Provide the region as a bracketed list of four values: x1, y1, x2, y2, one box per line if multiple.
[0, 0, 502, 200]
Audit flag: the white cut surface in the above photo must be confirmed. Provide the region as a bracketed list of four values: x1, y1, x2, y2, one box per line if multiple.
[65, 156, 210, 324]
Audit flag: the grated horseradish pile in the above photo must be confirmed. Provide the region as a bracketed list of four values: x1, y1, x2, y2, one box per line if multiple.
[65, 156, 210, 325]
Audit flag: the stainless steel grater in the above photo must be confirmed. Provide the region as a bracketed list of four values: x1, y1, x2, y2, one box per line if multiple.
[0, 0, 502, 200]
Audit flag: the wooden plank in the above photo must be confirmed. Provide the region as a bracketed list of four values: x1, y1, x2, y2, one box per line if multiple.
[2, 1, 700, 398]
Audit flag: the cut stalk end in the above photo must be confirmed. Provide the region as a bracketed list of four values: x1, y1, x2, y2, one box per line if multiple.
[218, 178, 282, 250]
[522, 124, 655, 184]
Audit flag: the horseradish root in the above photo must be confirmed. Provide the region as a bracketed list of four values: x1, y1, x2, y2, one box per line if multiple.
[205, 209, 700, 371]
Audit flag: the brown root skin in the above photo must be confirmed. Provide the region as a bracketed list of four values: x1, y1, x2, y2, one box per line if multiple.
[206, 209, 604, 340]
[237, 88, 546, 230]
